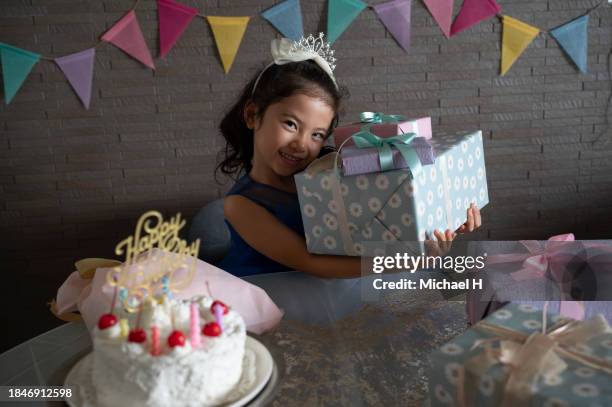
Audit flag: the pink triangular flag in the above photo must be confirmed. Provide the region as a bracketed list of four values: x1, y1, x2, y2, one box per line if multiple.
[55, 48, 96, 109]
[157, 0, 198, 58]
[373, 0, 412, 52]
[451, 0, 501, 37]
[101, 10, 155, 69]
[423, 0, 453, 38]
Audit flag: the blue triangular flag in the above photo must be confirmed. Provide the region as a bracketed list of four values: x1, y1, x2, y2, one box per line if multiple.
[550, 14, 589, 73]
[327, 0, 367, 44]
[0, 43, 40, 104]
[262, 0, 304, 41]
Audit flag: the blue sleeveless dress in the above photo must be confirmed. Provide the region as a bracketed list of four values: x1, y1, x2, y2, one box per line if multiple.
[217, 174, 305, 277]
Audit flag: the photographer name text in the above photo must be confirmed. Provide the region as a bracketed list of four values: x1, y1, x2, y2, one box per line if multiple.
[372, 277, 483, 290]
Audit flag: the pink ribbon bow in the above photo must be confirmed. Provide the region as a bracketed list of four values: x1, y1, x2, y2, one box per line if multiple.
[486, 233, 585, 320]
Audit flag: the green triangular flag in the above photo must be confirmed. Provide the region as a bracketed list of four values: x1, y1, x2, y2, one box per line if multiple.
[0, 43, 40, 104]
[327, 0, 367, 44]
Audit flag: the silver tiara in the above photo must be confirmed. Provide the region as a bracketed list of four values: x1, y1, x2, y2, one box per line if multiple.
[290, 32, 336, 72]
[251, 33, 338, 97]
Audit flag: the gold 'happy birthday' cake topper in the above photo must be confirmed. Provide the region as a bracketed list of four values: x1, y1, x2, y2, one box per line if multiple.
[107, 210, 201, 312]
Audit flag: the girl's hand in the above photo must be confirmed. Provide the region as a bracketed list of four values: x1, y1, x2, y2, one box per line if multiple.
[456, 203, 482, 234]
[425, 203, 482, 256]
[425, 229, 455, 257]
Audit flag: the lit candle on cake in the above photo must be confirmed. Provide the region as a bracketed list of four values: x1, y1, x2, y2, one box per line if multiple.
[151, 326, 161, 356]
[213, 304, 223, 332]
[189, 302, 201, 348]
[128, 303, 147, 343]
[161, 275, 172, 300]
[211, 300, 228, 333]
[98, 280, 119, 330]
[167, 307, 186, 348]
[119, 319, 129, 338]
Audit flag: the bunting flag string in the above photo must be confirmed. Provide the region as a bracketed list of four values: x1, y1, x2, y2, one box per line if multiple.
[450, 0, 502, 37]
[0, 0, 609, 108]
[206, 16, 251, 74]
[101, 10, 155, 70]
[262, 0, 304, 41]
[157, 0, 198, 58]
[373, 0, 412, 52]
[423, 0, 453, 39]
[54, 48, 96, 109]
[550, 14, 590, 74]
[500, 16, 540, 76]
[0, 43, 40, 104]
[327, 0, 367, 44]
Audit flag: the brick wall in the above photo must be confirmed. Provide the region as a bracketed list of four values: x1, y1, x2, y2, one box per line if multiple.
[1, 0, 611, 351]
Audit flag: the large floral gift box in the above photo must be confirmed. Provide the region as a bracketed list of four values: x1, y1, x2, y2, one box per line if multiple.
[294, 130, 489, 256]
[430, 302, 612, 406]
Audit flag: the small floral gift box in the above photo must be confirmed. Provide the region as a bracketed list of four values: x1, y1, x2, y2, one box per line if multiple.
[294, 130, 489, 256]
[332, 112, 432, 147]
[339, 131, 435, 177]
[429, 302, 612, 407]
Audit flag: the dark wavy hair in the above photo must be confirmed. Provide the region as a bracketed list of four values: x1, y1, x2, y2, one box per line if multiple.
[216, 60, 346, 181]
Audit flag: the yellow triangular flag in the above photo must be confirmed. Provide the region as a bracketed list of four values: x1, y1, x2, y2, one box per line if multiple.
[501, 15, 540, 76]
[207, 16, 250, 74]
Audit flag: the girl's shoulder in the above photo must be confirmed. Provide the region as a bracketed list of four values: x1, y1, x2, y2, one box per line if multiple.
[225, 174, 252, 196]
[225, 174, 298, 212]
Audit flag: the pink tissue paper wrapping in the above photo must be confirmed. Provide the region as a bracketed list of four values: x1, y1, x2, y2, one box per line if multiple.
[332, 117, 432, 147]
[55, 249, 283, 335]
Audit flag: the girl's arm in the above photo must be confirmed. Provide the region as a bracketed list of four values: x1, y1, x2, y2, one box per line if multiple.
[224, 195, 362, 278]
[224, 196, 479, 279]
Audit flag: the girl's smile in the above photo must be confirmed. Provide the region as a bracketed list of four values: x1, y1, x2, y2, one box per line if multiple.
[278, 150, 304, 167]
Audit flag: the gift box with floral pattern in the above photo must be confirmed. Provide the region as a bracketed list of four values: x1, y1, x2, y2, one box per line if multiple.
[430, 302, 612, 406]
[294, 130, 489, 256]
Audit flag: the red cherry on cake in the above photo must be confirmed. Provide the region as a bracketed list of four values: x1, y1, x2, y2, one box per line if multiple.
[210, 300, 229, 315]
[168, 330, 186, 347]
[98, 313, 117, 330]
[202, 322, 221, 337]
[128, 329, 147, 343]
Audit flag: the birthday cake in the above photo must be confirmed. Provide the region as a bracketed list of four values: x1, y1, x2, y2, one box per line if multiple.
[91, 296, 246, 407]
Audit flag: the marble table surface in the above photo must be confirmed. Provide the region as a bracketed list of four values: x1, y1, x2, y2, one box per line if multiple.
[0, 271, 468, 406]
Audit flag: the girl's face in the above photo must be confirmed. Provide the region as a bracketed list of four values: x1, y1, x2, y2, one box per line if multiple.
[247, 93, 335, 178]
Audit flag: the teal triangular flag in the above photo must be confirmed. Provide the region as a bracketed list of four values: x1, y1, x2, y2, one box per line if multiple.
[262, 0, 304, 41]
[327, 0, 367, 44]
[550, 14, 589, 73]
[0, 43, 40, 104]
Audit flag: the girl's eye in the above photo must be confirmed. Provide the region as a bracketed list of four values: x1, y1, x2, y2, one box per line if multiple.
[313, 133, 326, 141]
[284, 121, 297, 130]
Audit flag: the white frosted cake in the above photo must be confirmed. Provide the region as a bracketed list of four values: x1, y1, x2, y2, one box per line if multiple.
[92, 296, 246, 407]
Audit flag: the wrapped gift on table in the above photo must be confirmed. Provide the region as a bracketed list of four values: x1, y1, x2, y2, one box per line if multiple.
[430, 302, 612, 407]
[332, 112, 432, 147]
[294, 130, 489, 256]
[466, 235, 612, 325]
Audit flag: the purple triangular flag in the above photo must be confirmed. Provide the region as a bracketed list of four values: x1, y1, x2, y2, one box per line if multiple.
[373, 0, 412, 52]
[55, 48, 95, 109]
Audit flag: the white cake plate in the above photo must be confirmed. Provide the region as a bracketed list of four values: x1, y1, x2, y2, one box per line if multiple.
[64, 336, 275, 407]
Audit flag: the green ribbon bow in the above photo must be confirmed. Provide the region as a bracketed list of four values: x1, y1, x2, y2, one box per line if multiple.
[359, 111, 406, 124]
[351, 130, 422, 175]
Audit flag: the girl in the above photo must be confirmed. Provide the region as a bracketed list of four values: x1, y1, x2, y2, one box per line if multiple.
[216, 36, 481, 278]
